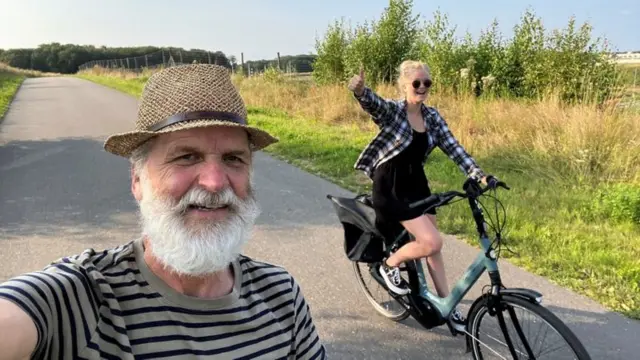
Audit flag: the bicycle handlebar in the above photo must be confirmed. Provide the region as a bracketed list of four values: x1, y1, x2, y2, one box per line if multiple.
[408, 178, 510, 210]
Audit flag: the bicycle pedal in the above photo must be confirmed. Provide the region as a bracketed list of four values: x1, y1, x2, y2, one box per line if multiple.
[445, 321, 463, 337]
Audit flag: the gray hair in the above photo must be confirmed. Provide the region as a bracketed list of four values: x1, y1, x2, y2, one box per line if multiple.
[129, 137, 156, 174]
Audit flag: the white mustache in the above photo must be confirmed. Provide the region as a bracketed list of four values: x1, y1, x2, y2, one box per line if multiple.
[173, 186, 241, 214]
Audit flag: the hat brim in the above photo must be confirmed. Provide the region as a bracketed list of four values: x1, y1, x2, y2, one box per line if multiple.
[104, 119, 279, 158]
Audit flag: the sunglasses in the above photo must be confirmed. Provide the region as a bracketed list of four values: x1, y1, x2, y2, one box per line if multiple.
[412, 78, 432, 89]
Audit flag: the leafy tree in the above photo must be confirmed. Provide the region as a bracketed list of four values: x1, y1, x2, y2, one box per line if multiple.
[312, 19, 349, 85]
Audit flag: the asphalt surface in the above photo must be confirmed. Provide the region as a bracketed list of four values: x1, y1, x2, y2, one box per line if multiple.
[1, 77, 639, 359]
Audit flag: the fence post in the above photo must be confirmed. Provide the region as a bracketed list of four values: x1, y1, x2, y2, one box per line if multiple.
[241, 52, 245, 77]
[126, 58, 130, 69]
[277, 52, 281, 71]
[179, 51, 183, 64]
[162, 50, 166, 66]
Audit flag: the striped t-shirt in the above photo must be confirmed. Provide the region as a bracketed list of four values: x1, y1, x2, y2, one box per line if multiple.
[0, 238, 326, 359]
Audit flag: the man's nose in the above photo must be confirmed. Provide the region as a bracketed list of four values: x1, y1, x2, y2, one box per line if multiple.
[197, 160, 229, 192]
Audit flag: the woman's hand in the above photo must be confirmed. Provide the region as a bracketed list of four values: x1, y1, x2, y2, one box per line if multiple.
[348, 67, 366, 96]
[482, 175, 510, 190]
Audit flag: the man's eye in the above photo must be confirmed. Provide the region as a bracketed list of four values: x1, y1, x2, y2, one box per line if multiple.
[225, 155, 245, 164]
[175, 153, 199, 162]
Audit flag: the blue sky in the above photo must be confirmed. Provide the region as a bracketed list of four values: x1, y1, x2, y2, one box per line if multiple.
[0, 0, 637, 61]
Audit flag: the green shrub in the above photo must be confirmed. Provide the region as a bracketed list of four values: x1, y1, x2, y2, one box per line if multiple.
[262, 66, 284, 83]
[592, 183, 640, 223]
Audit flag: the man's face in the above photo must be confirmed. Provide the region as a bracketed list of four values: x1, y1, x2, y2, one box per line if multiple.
[131, 125, 260, 276]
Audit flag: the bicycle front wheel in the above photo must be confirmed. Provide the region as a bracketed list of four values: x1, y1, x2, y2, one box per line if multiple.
[467, 294, 591, 360]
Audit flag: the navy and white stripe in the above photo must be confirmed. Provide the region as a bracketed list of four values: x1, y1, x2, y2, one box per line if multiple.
[0, 240, 326, 359]
[353, 87, 486, 181]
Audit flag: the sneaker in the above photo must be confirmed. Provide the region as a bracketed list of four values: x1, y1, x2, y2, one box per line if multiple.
[449, 308, 467, 333]
[379, 261, 411, 295]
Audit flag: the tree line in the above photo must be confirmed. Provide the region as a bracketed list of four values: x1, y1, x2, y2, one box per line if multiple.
[0, 43, 231, 74]
[0, 43, 316, 75]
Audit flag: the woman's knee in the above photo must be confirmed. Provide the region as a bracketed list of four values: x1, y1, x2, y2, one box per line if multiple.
[416, 232, 443, 253]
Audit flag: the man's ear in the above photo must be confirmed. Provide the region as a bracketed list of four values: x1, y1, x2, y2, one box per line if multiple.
[131, 165, 143, 201]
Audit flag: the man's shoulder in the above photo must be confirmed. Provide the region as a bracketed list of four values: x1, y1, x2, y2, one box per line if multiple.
[1, 240, 137, 286]
[0, 241, 137, 318]
[11, 240, 139, 290]
[238, 255, 294, 281]
[45, 240, 137, 275]
[237, 255, 303, 298]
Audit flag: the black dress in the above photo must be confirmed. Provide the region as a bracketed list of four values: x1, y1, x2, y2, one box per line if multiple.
[371, 129, 435, 227]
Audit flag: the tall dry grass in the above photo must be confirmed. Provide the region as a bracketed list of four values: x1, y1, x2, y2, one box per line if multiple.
[235, 73, 640, 185]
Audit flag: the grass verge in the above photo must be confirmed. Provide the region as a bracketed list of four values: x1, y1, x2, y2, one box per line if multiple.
[0, 71, 25, 120]
[77, 71, 640, 320]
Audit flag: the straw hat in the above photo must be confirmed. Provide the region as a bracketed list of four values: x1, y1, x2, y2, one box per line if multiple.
[103, 63, 278, 157]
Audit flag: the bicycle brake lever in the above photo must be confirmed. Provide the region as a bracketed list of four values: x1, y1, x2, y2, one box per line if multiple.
[497, 181, 510, 190]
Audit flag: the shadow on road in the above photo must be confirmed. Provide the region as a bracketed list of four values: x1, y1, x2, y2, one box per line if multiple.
[320, 302, 635, 359]
[323, 333, 465, 359]
[320, 290, 638, 359]
[0, 137, 139, 238]
[543, 304, 639, 358]
[0, 137, 352, 240]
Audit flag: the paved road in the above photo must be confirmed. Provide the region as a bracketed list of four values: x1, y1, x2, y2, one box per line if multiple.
[1, 77, 638, 359]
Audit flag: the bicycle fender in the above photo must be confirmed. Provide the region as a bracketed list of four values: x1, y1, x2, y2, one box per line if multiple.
[500, 288, 543, 304]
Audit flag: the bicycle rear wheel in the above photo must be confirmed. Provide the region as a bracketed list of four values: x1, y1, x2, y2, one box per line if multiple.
[467, 294, 591, 359]
[352, 261, 409, 321]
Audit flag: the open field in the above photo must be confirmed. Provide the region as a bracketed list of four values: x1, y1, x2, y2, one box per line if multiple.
[77, 67, 640, 320]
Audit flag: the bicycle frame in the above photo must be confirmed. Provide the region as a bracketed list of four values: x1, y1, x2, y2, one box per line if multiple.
[386, 190, 503, 322]
[412, 227, 498, 319]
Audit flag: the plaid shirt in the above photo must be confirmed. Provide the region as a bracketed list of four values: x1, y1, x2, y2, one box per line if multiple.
[353, 87, 486, 181]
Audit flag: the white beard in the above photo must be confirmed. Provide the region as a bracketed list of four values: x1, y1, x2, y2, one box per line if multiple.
[136, 169, 260, 277]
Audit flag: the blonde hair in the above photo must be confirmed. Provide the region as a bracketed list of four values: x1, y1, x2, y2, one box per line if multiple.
[397, 60, 431, 96]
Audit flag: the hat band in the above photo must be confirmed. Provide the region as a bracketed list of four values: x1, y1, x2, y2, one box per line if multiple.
[149, 110, 247, 132]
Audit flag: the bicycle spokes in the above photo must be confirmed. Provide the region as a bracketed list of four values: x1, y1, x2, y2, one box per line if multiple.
[470, 299, 587, 359]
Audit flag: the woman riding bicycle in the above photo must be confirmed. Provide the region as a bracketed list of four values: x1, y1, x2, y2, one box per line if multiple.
[348, 59, 498, 332]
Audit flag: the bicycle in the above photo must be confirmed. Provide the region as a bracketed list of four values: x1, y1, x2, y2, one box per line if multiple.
[327, 178, 591, 359]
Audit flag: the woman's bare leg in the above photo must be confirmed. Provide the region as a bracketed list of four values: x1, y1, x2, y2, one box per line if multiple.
[385, 214, 450, 297]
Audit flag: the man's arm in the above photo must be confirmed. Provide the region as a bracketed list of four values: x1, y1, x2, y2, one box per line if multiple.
[0, 299, 38, 360]
[0, 264, 96, 360]
[290, 278, 326, 359]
